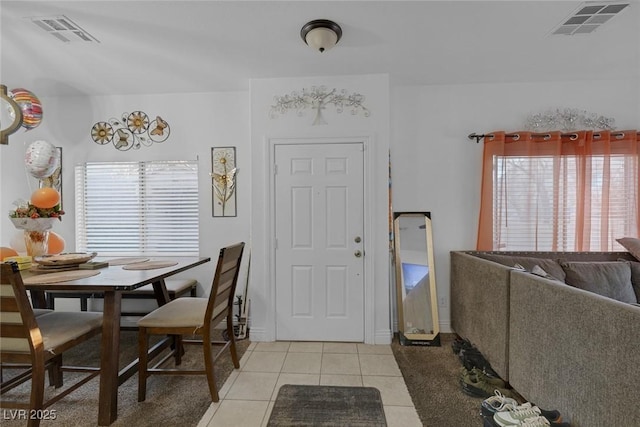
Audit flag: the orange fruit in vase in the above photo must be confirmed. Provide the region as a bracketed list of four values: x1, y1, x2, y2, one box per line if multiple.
[46, 231, 65, 255]
[0, 246, 19, 260]
[30, 187, 60, 209]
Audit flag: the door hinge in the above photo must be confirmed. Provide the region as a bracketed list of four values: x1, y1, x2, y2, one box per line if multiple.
[274, 238, 278, 250]
[274, 164, 278, 175]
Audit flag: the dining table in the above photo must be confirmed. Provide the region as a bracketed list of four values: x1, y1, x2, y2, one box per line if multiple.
[21, 255, 211, 426]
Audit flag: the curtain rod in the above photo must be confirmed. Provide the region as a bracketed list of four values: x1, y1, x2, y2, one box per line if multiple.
[468, 131, 639, 143]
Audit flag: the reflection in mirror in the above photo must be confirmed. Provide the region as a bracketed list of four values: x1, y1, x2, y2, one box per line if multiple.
[0, 84, 23, 145]
[393, 212, 440, 346]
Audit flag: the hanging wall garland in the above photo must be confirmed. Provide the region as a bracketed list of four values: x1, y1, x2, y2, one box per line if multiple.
[270, 86, 370, 125]
[524, 108, 616, 132]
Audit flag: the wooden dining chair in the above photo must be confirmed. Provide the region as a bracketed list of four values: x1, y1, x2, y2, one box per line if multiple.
[137, 242, 245, 402]
[0, 262, 103, 427]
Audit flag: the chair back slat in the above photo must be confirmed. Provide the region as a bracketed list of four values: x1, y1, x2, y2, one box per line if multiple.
[1, 262, 40, 357]
[205, 243, 244, 326]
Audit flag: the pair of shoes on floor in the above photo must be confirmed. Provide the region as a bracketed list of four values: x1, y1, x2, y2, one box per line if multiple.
[458, 347, 500, 378]
[484, 400, 568, 426]
[459, 367, 513, 399]
[484, 415, 570, 427]
[480, 390, 520, 418]
[452, 337, 473, 354]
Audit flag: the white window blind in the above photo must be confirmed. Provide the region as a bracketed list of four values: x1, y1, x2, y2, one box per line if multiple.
[493, 154, 637, 251]
[75, 160, 199, 256]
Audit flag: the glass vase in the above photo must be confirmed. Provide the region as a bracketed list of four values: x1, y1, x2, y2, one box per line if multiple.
[24, 230, 49, 257]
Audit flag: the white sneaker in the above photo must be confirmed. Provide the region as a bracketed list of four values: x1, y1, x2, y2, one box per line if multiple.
[481, 390, 519, 417]
[520, 416, 551, 427]
[494, 405, 542, 426]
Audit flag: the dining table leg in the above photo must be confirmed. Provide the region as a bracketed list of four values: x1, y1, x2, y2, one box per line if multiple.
[98, 290, 122, 426]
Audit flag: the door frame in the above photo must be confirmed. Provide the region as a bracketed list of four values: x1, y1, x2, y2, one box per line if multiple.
[266, 135, 375, 343]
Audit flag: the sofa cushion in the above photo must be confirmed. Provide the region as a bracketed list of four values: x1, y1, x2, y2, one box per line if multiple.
[475, 254, 566, 282]
[620, 259, 640, 302]
[617, 237, 640, 262]
[559, 261, 636, 304]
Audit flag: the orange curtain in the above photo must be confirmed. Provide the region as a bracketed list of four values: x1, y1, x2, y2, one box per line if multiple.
[476, 130, 640, 251]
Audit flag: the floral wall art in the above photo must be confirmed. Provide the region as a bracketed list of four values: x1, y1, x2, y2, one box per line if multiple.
[269, 86, 370, 125]
[211, 147, 237, 217]
[91, 111, 170, 151]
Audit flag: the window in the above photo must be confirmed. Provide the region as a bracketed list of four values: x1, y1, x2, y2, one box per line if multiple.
[477, 131, 639, 252]
[75, 160, 199, 256]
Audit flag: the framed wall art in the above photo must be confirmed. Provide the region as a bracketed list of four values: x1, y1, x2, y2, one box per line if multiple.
[211, 147, 237, 217]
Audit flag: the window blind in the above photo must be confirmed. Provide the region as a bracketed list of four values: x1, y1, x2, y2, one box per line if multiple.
[493, 154, 637, 251]
[75, 160, 199, 256]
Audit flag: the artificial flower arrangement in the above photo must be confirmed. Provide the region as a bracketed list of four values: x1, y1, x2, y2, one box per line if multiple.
[9, 200, 65, 220]
[9, 188, 64, 256]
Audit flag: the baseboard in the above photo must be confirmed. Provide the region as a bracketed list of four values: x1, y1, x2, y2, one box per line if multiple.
[440, 320, 452, 333]
[374, 329, 392, 345]
[247, 326, 269, 342]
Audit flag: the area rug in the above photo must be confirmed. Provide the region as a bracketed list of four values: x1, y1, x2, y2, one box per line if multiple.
[267, 384, 387, 427]
[0, 330, 249, 427]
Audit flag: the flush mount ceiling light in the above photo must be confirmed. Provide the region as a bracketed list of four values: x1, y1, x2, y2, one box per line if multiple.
[550, 2, 630, 35]
[300, 19, 342, 53]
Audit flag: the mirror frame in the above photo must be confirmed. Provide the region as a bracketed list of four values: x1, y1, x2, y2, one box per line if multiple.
[1, 84, 23, 145]
[393, 211, 440, 346]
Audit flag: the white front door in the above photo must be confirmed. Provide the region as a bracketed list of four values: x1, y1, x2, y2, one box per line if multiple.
[274, 143, 365, 341]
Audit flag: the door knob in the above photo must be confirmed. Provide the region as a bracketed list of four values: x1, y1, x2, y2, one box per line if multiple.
[354, 250, 362, 258]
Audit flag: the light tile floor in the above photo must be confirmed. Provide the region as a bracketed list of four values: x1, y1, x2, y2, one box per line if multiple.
[197, 341, 423, 427]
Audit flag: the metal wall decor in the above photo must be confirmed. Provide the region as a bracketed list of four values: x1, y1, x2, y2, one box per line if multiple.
[211, 147, 237, 217]
[525, 108, 616, 132]
[91, 111, 170, 151]
[269, 86, 370, 125]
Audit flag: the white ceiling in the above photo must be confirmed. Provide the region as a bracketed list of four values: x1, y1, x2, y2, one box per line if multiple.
[1, 0, 639, 97]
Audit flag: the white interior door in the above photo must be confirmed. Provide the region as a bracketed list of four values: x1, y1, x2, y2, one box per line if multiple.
[274, 143, 364, 342]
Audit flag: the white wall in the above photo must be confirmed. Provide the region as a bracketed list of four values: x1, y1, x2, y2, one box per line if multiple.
[1, 91, 251, 303]
[2, 76, 636, 333]
[250, 74, 391, 344]
[391, 77, 639, 332]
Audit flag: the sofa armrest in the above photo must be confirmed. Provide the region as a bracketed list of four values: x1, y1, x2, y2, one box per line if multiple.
[450, 251, 512, 380]
[509, 271, 640, 427]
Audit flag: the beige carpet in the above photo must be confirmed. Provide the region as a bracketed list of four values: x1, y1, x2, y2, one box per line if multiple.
[1, 330, 249, 427]
[391, 333, 483, 427]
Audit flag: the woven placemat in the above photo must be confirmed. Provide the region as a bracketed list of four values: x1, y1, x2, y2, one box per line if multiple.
[23, 270, 100, 285]
[122, 261, 178, 270]
[103, 257, 150, 266]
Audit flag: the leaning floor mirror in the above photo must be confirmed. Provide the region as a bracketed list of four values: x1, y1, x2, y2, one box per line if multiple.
[393, 212, 440, 346]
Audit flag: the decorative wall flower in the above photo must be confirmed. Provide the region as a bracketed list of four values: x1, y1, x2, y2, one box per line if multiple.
[127, 111, 149, 133]
[211, 147, 237, 217]
[91, 122, 113, 145]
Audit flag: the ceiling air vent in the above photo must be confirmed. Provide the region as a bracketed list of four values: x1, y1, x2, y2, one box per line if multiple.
[550, 2, 630, 35]
[29, 15, 99, 43]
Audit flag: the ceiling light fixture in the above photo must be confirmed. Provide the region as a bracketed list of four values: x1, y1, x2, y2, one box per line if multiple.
[300, 19, 342, 53]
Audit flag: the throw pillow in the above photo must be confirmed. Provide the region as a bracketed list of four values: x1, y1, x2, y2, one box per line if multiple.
[617, 237, 640, 262]
[476, 254, 566, 282]
[559, 261, 637, 304]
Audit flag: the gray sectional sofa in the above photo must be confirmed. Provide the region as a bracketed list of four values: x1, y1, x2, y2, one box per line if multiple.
[450, 250, 640, 427]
